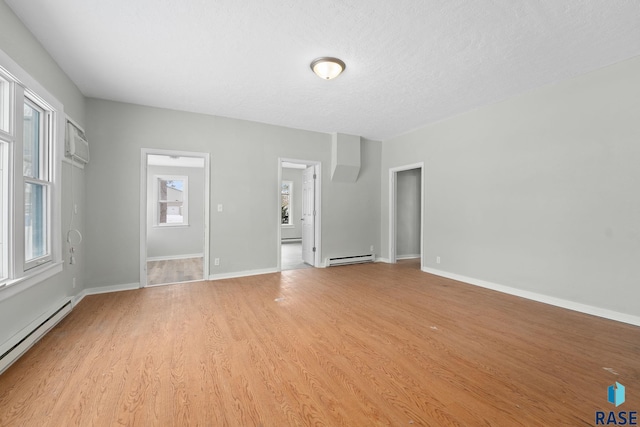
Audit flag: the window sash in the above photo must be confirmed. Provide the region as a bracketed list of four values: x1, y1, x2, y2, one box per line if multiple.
[23, 98, 49, 181]
[155, 175, 188, 226]
[0, 140, 6, 281]
[23, 179, 51, 269]
[0, 76, 10, 282]
[0, 75, 10, 134]
[22, 95, 52, 271]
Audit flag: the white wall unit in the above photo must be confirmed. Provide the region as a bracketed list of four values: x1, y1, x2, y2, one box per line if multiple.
[65, 120, 89, 165]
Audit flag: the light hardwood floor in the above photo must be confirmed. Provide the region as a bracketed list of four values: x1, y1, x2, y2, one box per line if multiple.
[1, 260, 639, 426]
[147, 257, 203, 286]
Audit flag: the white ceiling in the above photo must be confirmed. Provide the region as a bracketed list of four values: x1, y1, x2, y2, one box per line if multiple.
[6, 0, 640, 140]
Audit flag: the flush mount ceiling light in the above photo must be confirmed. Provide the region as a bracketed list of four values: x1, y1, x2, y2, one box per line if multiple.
[310, 57, 346, 80]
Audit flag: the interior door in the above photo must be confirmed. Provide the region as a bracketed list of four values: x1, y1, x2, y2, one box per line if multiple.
[301, 165, 315, 266]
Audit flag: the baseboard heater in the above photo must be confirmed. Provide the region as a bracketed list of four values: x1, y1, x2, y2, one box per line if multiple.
[0, 298, 72, 375]
[326, 254, 375, 267]
[281, 238, 302, 243]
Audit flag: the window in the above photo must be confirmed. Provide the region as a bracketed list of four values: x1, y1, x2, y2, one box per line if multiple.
[0, 142, 5, 280]
[156, 175, 188, 226]
[0, 76, 9, 282]
[0, 74, 10, 133]
[281, 181, 292, 226]
[0, 51, 63, 292]
[23, 99, 52, 269]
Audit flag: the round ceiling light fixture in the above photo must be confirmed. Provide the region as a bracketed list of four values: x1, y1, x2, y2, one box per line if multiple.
[310, 57, 346, 80]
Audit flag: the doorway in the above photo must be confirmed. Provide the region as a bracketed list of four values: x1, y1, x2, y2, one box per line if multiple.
[389, 163, 424, 267]
[139, 149, 210, 287]
[278, 158, 322, 270]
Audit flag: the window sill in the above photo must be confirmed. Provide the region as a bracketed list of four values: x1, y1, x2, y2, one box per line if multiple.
[0, 261, 63, 303]
[153, 224, 190, 228]
[281, 224, 295, 229]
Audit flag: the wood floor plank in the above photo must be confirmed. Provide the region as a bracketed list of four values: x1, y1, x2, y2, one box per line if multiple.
[1, 260, 639, 426]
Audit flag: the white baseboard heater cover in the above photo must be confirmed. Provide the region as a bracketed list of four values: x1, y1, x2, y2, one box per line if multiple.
[0, 298, 72, 375]
[326, 254, 375, 267]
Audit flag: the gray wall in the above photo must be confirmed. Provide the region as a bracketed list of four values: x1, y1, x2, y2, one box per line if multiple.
[0, 0, 87, 345]
[85, 98, 381, 285]
[381, 55, 640, 317]
[147, 165, 205, 259]
[281, 168, 303, 240]
[396, 168, 421, 258]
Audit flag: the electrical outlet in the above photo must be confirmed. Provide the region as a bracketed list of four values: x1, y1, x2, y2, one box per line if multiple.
[436, 256, 441, 264]
[217, 204, 223, 212]
[214, 258, 220, 266]
[370, 245, 374, 252]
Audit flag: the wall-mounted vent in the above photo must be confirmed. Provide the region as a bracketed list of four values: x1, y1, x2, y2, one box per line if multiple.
[331, 132, 360, 182]
[326, 254, 374, 267]
[66, 120, 90, 164]
[0, 298, 72, 375]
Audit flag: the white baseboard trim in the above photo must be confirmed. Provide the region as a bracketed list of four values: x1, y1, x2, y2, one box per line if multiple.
[0, 297, 73, 375]
[209, 268, 279, 281]
[421, 267, 640, 327]
[0, 297, 72, 358]
[375, 257, 391, 263]
[73, 290, 87, 307]
[74, 282, 141, 307]
[397, 254, 420, 260]
[146, 253, 203, 262]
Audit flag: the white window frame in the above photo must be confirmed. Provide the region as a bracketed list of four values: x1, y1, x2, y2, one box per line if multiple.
[281, 180, 293, 227]
[0, 139, 7, 281]
[154, 174, 189, 227]
[0, 74, 10, 133]
[22, 96, 53, 271]
[0, 73, 12, 282]
[0, 48, 64, 300]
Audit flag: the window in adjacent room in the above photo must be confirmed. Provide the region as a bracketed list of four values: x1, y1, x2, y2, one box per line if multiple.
[156, 175, 188, 226]
[281, 181, 292, 226]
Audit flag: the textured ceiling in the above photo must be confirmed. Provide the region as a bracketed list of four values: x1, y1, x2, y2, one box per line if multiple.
[5, 0, 640, 140]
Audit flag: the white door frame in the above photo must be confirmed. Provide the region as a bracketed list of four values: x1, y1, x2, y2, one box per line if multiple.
[277, 158, 322, 270]
[139, 148, 211, 287]
[389, 162, 424, 266]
